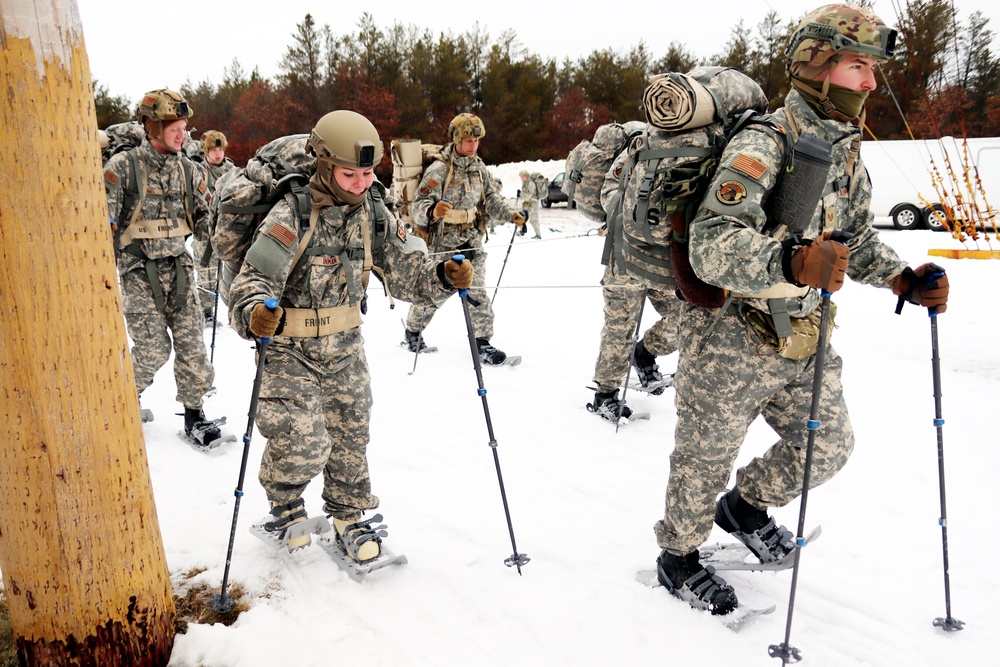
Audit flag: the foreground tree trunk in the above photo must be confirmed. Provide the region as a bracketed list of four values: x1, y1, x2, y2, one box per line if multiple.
[0, 1, 176, 664]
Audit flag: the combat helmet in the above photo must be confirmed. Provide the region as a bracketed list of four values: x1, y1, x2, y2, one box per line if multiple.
[201, 130, 228, 154]
[786, 4, 896, 79]
[449, 113, 486, 148]
[135, 89, 193, 126]
[307, 110, 384, 183]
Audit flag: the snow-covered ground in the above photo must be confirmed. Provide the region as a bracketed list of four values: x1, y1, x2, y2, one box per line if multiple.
[31, 159, 1000, 666]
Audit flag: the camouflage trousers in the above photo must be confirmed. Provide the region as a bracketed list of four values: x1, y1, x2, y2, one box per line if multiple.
[119, 254, 214, 408]
[405, 229, 493, 340]
[654, 303, 854, 556]
[255, 331, 378, 520]
[592, 265, 682, 394]
[191, 237, 219, 318]
[523, 199, 541, 237]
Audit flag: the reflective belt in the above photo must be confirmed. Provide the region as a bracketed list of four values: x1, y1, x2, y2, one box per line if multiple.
[442, 207, 478, 224]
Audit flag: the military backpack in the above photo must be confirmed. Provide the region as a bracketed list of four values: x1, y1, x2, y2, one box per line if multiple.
[564, 120, 645, 222]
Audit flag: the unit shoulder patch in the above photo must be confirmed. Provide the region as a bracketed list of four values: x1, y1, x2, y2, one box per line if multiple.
[716, 180, 748, 205]
[396, 220, 407, 242]
[731, 153, 767, 180]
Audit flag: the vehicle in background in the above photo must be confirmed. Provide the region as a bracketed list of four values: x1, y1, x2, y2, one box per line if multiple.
[863, 137, 1000, 231]
[543, 172, 575, 208]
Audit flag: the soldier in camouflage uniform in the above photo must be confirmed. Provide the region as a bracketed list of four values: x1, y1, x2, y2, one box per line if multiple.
[588, 149, 684, 421]
[517, 170, 542, 239]
[403, 113, 527, 364]
[653, 5, 950, 615]
[103, 89, 222, 445]
[228, 110, 473, 559]
[191, 130, 237, 324]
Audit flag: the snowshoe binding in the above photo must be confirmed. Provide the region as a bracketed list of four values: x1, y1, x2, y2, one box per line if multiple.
[477, 338, 519, 366]
[402, 329, 437, 354]
[656, 549, 739, 616]
[181, 407, 232, 449]
[586, 390, 647, 423]
[317, 513, 408, 581]
[249, 498, 332, 553]
[632, 340, 670, 395]
[715, 487, 795, 564]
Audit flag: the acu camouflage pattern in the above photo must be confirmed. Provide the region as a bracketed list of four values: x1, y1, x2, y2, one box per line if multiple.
[193, 158, 237, 315]
[518, 176, 542, 237]
[228, 183, 451, 517]
[103, 139, 215, 406]
[654, 87, 909, 556]
[566, 120, 645, 222]
[406, 143, 513, 339]
[592, 263, 682, 394]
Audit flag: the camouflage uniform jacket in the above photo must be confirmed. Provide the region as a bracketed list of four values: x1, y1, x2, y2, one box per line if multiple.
[690, 89, 908, 318]
[228, 188, 452, 343]
[203, 157, 236, 196]
[104, 139, 211, 266]
[519, 177, 540, 204]
[413, 144, 513, 235]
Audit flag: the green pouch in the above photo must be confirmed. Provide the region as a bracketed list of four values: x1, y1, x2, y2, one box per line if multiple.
[744, 302, 836, 361]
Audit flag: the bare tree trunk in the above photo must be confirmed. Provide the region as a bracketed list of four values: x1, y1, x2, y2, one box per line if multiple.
[0, 2, 176, 665]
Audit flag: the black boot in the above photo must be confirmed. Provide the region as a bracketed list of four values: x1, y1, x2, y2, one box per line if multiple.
[476, 338, 507, 365]
[183, 407, 221, 447]
[587, 390, 632, 421]
[404, 329, 428, 353]
[656, 549, 738, 615]
[632, 340, 670, 395]
[715, 487, 794, 563]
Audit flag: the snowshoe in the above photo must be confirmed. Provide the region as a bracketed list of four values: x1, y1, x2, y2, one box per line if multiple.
[655, 549, 739, 616]
[317, 513, 408, 581]
[632, 340, 669, 395]
[181, 408, 233, 448]
[586, 390, 647, 424]
[403, 329, 436, 354]
[249, 501, 333, 553]
[715, 488, 795, 564]
[476, 338, 512, 366]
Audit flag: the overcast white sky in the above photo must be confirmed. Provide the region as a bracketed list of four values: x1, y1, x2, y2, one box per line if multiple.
[76, 0, 1000, 101]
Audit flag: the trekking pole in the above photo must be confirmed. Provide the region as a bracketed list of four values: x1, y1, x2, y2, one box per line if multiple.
[209, 259, 222, 363]
[491, 220, 521, 305]
[769, 231, 852, 665]
[455, 254, 530, 574]
[209, 297, 279, 614]
[616, 289, 648, 434]
[927, 299, 965, 632]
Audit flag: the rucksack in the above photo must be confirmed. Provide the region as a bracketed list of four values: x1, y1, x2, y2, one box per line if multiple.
[390, 139, 444, 227]
[529, 172, 548, 201]
[564, 120, 645, 221]
[210, 134, 390, 307]
[604, 66, 775, 308]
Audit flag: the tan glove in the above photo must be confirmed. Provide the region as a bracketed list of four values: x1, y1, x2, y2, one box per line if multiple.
[413, 225, 430, 242]
[790, 231, 850, 292]
[892, 263, 949, 313]
[443, 258, 473, 289]
[512, 210, 527, 227]
[433, 200, 453, 219]
[249, 302, 284, 338]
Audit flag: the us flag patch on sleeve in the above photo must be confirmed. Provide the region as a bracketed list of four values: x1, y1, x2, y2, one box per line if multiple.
[267, 222, 297, 248]
[104, 169, 119, 186]
[731, 154, 767, 180]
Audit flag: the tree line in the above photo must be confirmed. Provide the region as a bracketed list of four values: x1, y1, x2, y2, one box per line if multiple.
[94, 1, 1000, 179]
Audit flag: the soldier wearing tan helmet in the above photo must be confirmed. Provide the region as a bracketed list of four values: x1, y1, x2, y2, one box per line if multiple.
[228, 110, 472, 564]
[191, 129, 237, 325]
[653, 5, 949, 617]
[103, 88, 224, 447]
[403, 112, 527, 364]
